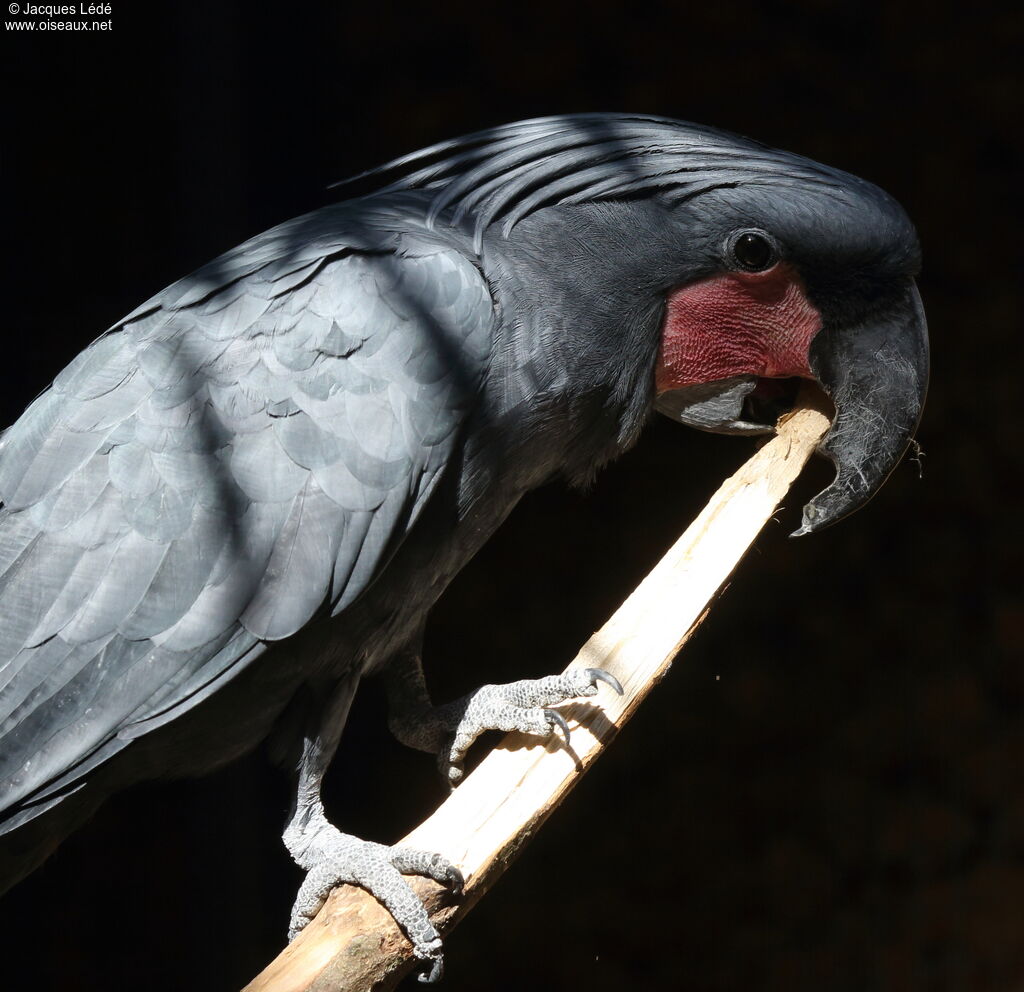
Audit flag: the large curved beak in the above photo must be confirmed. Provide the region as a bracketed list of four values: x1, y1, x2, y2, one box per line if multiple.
[794, 280, 929, 536]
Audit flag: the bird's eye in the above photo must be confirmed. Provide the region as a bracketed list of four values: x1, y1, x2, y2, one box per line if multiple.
[729, 230, 777, 272]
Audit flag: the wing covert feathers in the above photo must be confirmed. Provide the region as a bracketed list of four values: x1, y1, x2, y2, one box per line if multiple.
[0, 212, 492, 820]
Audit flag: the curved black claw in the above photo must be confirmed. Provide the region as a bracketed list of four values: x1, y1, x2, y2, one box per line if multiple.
[418, 956, 445, 984]
[585, 668, 623, 695]
[443, 864, 465, 897]
[545, 709, 572, 745]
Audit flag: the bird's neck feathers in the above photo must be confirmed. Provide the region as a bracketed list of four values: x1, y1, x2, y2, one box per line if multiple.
[469, 203, 667, 490]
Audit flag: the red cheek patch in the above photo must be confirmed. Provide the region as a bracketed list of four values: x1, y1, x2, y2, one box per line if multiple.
[655, 264, 822, 392]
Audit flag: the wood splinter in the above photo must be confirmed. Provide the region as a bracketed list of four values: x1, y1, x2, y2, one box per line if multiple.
[244, 391, 832, 992]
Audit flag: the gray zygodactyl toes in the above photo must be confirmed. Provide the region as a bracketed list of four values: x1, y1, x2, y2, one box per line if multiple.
[285, 817, 464, 982]
[439, 667, 623, 785]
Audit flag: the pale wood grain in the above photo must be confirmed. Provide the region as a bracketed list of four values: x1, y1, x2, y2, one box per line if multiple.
[244, 392, 832, 992]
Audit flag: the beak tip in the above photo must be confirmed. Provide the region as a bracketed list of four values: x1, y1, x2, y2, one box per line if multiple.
[789, 501, 823, 539]
[800, 279, 928, 538]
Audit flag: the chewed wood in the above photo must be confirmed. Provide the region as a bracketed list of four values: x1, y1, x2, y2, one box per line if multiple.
[244, 392, 832, 992]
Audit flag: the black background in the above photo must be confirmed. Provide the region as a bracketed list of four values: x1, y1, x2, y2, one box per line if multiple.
[2, 3, 1021, 990]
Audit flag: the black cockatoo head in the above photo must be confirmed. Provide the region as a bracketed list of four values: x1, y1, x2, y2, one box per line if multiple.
[350, 114, 929, 533]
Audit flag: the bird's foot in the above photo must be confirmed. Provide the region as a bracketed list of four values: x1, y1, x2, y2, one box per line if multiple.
[286, 822, 463, 983]
[439, 667, 622, 785]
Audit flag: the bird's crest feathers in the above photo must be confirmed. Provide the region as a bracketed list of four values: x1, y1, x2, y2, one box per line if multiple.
[334, 114, 857, 250]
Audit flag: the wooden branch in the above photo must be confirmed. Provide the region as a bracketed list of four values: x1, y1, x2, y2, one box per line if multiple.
[244, 392, 832, 992]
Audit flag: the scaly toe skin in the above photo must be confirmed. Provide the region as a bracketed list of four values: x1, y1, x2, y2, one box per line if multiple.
[441, 755, 464, 788]
[439, 668, 624, 786]
[287, 826, 457, 966]
[389, 847, 464, 896]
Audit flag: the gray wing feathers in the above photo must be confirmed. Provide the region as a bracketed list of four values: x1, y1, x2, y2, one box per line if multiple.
[0, 213, 493, 818]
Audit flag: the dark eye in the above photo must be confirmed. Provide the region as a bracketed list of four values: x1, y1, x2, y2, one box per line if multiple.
[729, 230, 777, 272]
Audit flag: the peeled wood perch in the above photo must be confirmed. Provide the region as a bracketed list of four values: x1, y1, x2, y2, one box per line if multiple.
[244, 392, 832, 992]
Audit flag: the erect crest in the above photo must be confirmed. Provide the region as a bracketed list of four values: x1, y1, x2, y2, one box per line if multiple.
[334, 114, 856, 249]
